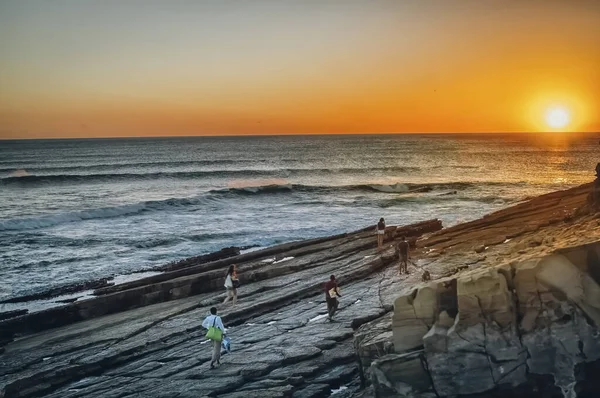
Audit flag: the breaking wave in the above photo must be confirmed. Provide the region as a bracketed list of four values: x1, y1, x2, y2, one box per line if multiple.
[213, 181, 508, 195]
[0, 204, 149, 232]
[0, 180, 518, 232]
[0, 166, 423, 185]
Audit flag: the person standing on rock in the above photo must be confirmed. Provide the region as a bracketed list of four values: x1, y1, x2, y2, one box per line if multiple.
[396, 236, 410, 274]
[376, 218, 386, 250]
[223, 264, 239, 305]
[325, 275, 342, 321]
[202, 307, 226, 369]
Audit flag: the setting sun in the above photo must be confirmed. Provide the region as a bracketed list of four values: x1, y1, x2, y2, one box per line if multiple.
[545, 107, 571, 130]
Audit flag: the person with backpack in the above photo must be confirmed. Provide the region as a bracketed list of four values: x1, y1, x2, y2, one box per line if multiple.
[376, 218, 386, 250]
[324, 275, 342, 321]
[223, 264, 239, 305]
[202, 307, 226, 369]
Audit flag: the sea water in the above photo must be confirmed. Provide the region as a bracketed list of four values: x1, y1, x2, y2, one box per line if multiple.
[1, 134, 598, 304]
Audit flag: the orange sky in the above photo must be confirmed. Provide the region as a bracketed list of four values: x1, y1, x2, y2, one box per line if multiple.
[0, 1, 599, 139]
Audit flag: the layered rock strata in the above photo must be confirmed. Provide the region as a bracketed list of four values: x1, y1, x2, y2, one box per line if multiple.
[3, 180, 599, 398]
[372, 243, 600, 397]
[0, 220, 441, 398]
[363, 181, 600, 397]
[0, 220, 442, 343]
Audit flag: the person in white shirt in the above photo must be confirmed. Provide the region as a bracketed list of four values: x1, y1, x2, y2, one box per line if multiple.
[223, 264, 239, 305]
[202, 307, 226, 368]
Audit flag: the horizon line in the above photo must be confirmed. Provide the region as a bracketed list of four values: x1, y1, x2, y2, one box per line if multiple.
[2, 131, 599, 141]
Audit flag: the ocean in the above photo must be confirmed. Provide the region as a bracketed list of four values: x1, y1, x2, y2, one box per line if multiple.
[0, 134, 598, 308]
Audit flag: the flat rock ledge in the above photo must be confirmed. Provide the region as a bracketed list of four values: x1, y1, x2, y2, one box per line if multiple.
[0, 221, 441, 398]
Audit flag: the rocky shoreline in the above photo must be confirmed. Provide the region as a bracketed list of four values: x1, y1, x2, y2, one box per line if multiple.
[1, 179, 600, 397]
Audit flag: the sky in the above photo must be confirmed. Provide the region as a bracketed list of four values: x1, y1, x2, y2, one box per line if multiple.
[0, 0, 599, 139]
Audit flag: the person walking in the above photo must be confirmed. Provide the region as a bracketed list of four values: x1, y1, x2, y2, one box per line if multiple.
[202, 307, 226, 369]
[396, 236, 410, 274]
[324, 275, 342, 321]
[376, 218, 386, 250]
[223, 264, 239, 305]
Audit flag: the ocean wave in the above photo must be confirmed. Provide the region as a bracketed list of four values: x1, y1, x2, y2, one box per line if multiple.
[0, 159, 250, 173]
[0, 170, 265, 184]
[132, 237, 182, 249]
[0, 166, 422, 185]
[214, 181, 503, 195]
[370, 195, 513, 208]
[0, 204, 148, 232]
[0, 181, 518, 231]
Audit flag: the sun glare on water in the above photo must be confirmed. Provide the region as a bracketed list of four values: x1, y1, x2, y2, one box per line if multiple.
[545, 107, 571, 130]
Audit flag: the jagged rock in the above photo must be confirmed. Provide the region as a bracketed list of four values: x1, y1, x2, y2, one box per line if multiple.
[436, 310, 454, 328]
[588, 163, 600, 209]
[392, 284, 439, 352]
[291, 383, 331, 398]
[0, 309, 28, 321]
[383, 242, 600, 397]
[514, 252, 600, 394]
[369, 351, 431, 397]
[354, 313, 394, 370]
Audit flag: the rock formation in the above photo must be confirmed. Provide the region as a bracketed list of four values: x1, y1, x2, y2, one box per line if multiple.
[370, 244, 600, 397]
[589, 162, 600, 209]
[0, 220, 442, 398]
[361, 181, 600, 398]
[2, 181, 599, 397]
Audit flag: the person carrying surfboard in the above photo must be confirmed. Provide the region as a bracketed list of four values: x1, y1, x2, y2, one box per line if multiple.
[324, 275, 342, 321]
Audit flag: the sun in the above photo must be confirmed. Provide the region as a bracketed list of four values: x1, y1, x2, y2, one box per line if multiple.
[545, 107, 570, 130]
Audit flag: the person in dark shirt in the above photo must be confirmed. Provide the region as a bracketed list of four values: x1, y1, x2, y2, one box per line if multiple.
[376, 218, 386, 250]
[324, 275, 341, 321]
[396, 236, 410, 274]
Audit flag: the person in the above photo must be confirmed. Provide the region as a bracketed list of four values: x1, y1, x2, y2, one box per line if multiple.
[396, 236, 410, 274]
[223, 264, 239, 305]
[422, 270, 431, 281]
[324, 275, 342, 321]
[376, 218, 386, 250]
[202, 307, 226, 369]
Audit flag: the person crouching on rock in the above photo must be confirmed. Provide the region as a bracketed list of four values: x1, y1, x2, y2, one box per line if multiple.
[376, 218, 386, 250]
[325, 275, 342, 321]
[223, 264, 239, 305]
[396, 236, 410, 274]
[202, 307, 226, 369]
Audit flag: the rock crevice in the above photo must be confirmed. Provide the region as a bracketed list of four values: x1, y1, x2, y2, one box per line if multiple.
[368, 242, 600, 397]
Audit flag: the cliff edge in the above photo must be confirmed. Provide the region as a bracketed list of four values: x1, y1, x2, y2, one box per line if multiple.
[360, 179, 600, 397]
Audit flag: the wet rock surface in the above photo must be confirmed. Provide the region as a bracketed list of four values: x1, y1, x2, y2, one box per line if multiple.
[0, 221, 440, 397]
[0, 278, 115, 304]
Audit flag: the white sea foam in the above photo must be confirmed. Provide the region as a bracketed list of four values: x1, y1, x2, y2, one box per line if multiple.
[367, 183, 410, 193]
